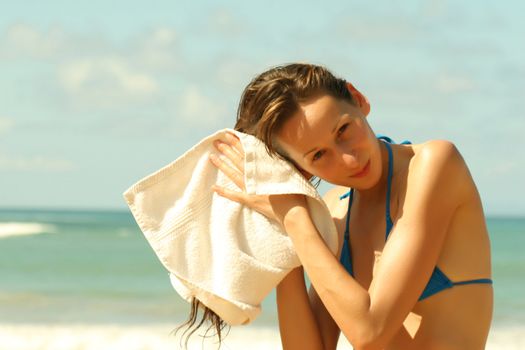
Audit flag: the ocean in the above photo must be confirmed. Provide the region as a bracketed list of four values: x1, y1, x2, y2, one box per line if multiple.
[0, 209, 524, 349]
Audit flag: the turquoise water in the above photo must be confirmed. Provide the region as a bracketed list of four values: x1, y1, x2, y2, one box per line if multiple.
[489, 217, 525, 326]
[0, 209, 523, 328]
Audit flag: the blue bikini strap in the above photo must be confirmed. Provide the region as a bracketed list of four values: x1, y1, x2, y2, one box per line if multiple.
[343, 189, 354, 240]
[339, 135, 412, 240]
[377, 135, 412, 239]
[383, 141, 394, 238]
[376, 134, 412, 145]
[453, 278, 493, 286]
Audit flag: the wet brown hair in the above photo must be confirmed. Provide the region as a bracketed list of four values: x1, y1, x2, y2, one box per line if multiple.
[234, 62, 356, 158]
[173, 297, 229, 349]
[175, 63, 354, 348]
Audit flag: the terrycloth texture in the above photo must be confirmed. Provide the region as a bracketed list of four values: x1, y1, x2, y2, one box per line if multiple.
[123, 129, 338, 326]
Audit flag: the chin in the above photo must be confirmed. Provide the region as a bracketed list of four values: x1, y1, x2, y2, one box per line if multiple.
[354, 180, 378, 190]
[339, 167, 382, 189]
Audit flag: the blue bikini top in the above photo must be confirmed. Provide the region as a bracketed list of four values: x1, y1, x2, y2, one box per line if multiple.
[339, 136, 492, 301]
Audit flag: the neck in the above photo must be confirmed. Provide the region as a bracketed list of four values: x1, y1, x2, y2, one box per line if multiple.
[357, 140, 392, 200]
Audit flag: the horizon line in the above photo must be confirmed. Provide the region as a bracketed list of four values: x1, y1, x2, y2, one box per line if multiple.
[0, 206, 523, 220]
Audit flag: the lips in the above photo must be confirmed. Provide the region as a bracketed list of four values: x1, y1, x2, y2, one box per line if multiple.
[350, 160, 370, 178]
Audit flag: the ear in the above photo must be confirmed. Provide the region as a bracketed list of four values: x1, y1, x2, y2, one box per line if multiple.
[346, 82, 371, 117]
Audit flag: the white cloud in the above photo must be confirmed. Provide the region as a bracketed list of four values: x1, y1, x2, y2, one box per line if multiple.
[0, 153, 74, 172]
[485, 160, 519, 176]
[135, 27, 180, 71]
[209, 8, 246, 36]
[0, 117, 14, 135]
[215, 59, 256, 87]
[147, 27, 177, 47]
[178, 87, 228, 126]
[338, 18, 418, 42]
[59, 57, 159, 106]
[1, 22, 67, 59]
[435, 75, 475, 93]
[1, 23, 181, 72]
[0, 24, 188, 110]
[421, 0, 448, 18]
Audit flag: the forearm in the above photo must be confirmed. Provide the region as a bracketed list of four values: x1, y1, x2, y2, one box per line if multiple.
[308, 285, 342, 350]
[277, 266, 325, 350]
[283, 205, 385, 349]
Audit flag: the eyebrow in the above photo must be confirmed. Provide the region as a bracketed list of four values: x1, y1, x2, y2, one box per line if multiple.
[302, 118, 343, 158]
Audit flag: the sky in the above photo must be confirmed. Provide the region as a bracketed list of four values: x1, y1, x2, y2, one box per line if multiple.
[1, 0, 524, 216]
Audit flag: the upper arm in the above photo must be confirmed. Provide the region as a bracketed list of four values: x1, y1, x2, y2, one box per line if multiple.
[367, 141, 468, 341]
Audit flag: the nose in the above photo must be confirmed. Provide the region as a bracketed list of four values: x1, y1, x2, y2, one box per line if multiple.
[336, 146, 360, 170]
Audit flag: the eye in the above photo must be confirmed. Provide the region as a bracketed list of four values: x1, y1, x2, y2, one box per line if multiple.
[337, 123, 349, 136]
[312, 150, 325, 162]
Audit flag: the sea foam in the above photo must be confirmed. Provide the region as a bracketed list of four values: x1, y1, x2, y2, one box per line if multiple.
[0, 324, 285, 350]
[0, 222, 56, 239]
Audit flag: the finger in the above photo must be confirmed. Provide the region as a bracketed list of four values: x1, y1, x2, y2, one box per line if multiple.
[214, 140, 244, 173]
[224, 132, 244, 157]
[209, 153, 245, 191]
[212, 185, 246, 204]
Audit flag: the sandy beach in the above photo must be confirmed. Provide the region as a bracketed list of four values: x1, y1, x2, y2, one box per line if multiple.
[0, 323, 523, 350]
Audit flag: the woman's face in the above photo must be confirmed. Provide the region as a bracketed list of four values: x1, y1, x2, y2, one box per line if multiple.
[275, 94, 382, 189]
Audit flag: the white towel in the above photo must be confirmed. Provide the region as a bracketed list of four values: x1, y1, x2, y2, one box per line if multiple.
[123, 129, 338, 326]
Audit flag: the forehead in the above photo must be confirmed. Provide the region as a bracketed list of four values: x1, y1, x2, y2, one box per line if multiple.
[276, 94, 360, 156]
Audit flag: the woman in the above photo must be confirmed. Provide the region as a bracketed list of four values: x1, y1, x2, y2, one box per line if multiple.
[209, 63, 493, 349]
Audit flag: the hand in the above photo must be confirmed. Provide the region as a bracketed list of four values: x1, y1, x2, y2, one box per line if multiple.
[209, 132, 307, 227]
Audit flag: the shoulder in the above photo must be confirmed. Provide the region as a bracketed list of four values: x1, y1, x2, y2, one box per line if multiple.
[413, 139, 461, 162]
[410, 140, 466, 177]
[407, 139, 471, 202]
[322, 186, 350, 217]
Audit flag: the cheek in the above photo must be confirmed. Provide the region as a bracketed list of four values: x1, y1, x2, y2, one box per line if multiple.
[354, 124, 369, 144]
[310, 163, 339, 181]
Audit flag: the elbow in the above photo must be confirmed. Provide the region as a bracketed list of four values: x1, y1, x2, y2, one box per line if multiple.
[353, 340, 385, 350]
[345, 320, 388, 350]
[352, 332, 382, 350]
